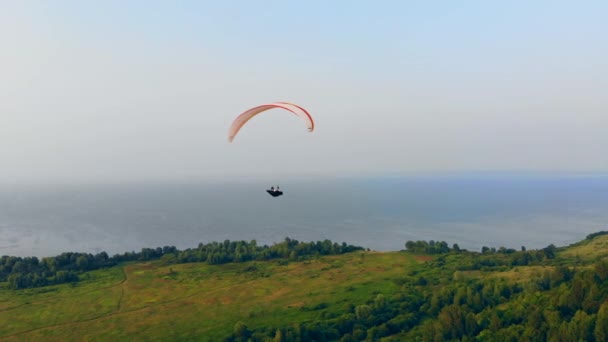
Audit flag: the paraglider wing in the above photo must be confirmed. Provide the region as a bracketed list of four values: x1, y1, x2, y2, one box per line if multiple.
[228, 102, 314, 142]
[276, 102, 315, 132]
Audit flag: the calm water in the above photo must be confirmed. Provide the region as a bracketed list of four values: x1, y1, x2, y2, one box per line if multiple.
[1, 175, 608, 257]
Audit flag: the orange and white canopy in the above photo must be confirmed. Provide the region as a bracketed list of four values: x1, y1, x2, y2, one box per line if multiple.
[228, 102, 314, 142]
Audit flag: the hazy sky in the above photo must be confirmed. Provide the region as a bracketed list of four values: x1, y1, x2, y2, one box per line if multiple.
[1, 1, 607, 183]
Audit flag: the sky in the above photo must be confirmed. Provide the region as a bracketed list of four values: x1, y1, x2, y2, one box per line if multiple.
[1, 1, 607, 183]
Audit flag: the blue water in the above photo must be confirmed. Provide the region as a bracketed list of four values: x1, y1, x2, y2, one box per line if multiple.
[1, 175, 607, 257]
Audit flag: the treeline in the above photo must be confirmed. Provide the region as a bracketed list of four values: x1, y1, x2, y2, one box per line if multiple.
[404, 239, 553, 256]
[405, 239, 559, 269]
[1, 238, 362, 290]
[456, 244, 559, 271]
[145, 238, 362, 265]
[405, 240, 458, 254]
[586, 230, 608, 240]
[226, 239, 608, 341]
[0, 252, 115, 290]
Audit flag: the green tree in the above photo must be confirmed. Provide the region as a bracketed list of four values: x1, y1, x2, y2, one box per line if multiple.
[76, 255, 89, 270]
[233, 321, 250, 341]
[273, 328, 284, 342]
[595, 260, 608, 281]
[595, 302, 608, 342]
[464, 312, 478, 336]
[567, 310, 593, 342]
[437, 305, 465, 339]
[355, 304, 372, 320]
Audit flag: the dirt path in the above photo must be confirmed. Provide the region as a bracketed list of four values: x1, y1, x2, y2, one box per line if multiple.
[116, 266, 128, 312]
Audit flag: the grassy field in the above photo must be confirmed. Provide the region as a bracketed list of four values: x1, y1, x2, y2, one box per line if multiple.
[0, 252, 422, 341]
[1, 235, 606, 341]
[559, 234, 608, 262]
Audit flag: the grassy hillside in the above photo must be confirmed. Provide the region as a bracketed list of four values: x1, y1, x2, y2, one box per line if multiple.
[0, 251, 422, 340]
[1, 234, 607, 341]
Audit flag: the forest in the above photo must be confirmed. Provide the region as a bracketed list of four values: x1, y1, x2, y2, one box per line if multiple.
[225, 232, 608, 341]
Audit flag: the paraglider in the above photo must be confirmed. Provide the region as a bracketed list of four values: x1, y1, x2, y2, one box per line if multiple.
[227, 102, 314, 197]
[267, 186, 283, 197]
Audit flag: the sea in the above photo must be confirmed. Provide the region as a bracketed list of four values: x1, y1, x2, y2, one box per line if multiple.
[1, 175, 608, 258]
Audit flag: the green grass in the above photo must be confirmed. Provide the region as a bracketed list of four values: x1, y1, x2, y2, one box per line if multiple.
[0, 252, 416, 341]
[559, 234, 608, 262]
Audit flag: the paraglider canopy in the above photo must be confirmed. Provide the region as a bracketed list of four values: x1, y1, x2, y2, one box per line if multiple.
[227, 102, 314, 142]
